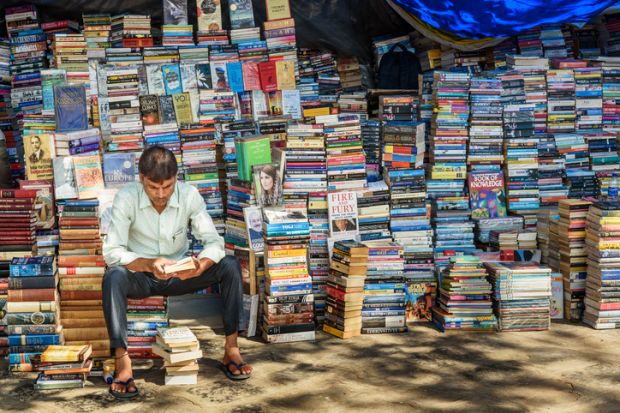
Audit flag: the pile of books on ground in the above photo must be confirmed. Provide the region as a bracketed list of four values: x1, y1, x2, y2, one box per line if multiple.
[584, 200, 620, 329]
[7, 256, 61, 372]
[153, 326, 202, 385]
[432, 256, 497, 332]
[323, 240, 368, 339]
[31, 344, 92, 389]
[485, 262, 552, 331]
[489, 230, 537, 251]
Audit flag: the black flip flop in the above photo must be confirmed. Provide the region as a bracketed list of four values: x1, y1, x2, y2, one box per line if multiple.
[109, 378, 140, 399]
[219, 361, 251, 381]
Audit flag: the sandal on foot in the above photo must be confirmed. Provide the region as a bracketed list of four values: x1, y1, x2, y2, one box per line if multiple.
[109, 377, 140, 399]
[219, 361, 251, 381]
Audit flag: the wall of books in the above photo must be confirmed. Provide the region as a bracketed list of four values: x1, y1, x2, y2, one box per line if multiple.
[2, 0, 620, 377]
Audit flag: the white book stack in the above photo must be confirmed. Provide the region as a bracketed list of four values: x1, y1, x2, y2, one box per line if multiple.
[153, 326, 202, 385]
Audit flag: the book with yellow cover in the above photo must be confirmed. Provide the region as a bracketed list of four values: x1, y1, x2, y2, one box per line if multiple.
[275, 60, 296, 91]
[41, 344, 92, 363]
[23, 134, 55, 180]
[172, 92, 193, 125]
[73, 154, 104, 199]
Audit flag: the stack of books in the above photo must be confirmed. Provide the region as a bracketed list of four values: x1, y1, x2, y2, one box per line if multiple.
[196, 30, 229, 47]
[143, 124, 181, 162]
[198, 89, 236, 122]
[263, 18, 297, 65]
[143, 47, 180, 66]
[555, 133, 589, 171]
[51, 33, 89, 83]
[381, 121, 425, 170]
[162, 25, 194, 47]
[110, 14, 153, 48]
[319, 114, 367, 192]
[541, 24, 568, 58]
[489, 230, 537, 251]
[595, 58, 620, 135]
[307, 192, 329, 326]
[56, 129, 102, 157]
[360, 120, 381, 180]
[537, 133, 568, 206]
[337, 57, 362, 91]
[236, 39, 268, 62]
[219, 120, 256, 182]
[517, 27, 543, 56]
[574, 66, 603, 132]
[323, 240, 368, 339]
[82, 14, 112, 60]
[557, 199, 591, 321]
[485, 262, 552, 331]
[102, 66, 144, 152]
[565, 169, 598, 199]
[0, 189, 37, 259]
[262, 206, 315, 343]
[490, 39, 517, 69]
[31, 344, 92, 390]
[153, 326, 202, 385]
[180, 123, 225, 234]
[584, 200, 620, 329]
[104, 47, 143, 66]
[588, 132, 620, 178]
[468, 75, 504, 166]
[520, 67, 549, 135]
[547, 68, 576, 134]
[361, 242, 407, 334]
[574, 26, 600, 58]
[7, 256, 61, 372]
[355, 180, 391, 242]
[432, 256, 497, 332]
[475, 216, 523, 246]
[337, 91, 367, 121]
[224, 180, 255, 251]
[537, 209, 560, 264]
[283, 123, 327, 197]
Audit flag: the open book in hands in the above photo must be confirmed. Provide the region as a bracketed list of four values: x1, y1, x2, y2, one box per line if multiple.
[163, 257, 197, 275]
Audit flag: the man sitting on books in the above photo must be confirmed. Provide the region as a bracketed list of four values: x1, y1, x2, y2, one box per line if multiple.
[103, 145, 252, 399]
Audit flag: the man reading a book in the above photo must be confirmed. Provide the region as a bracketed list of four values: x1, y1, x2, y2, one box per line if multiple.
[103, 146, 252, 399]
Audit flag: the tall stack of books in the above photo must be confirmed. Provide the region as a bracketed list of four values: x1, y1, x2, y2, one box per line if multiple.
[307, 192, 329, 326]
[584, 200, 620, 329]
[323, 240, 368, 339]
[319, 114, 367, 191]
[51, 33, 89, 86]
[468, 75, 504, 166]
[261, 206, 314, 343]
[283, 123, 326, 197]
[360, 119, 381, 180]
[0, 37, 12, 180]
[0, 188, 37, 259]
[485, 262, 552, 331]
[537, 133, 568, 206]
[512, 60, 549, 136]
[547, 68, 576, 134]
[311, 51, 340, 101]
[432, 256, 497, 331]
[110, 14, 153, 48]
[381, 120, 425, 170]
[180, 123, 224, 234]
[31, 344, 92, 389]
[7, 256, 61, 372]
[153, 326, 202, 385]
[57, 199, 109, 358]
[82, 14, 112, 61]
[594, 58, 620, 135]
[263, 18, 297, 64]
[355, 180, 391, 243]
[575, 66, 603, 132]
[490, 39, 517, 69]
[557, 199, 591, 321]
[103, 66, 143, 152]
[361, 242, 407, 334]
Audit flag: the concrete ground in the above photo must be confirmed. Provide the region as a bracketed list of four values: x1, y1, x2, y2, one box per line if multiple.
[2, 298, 620, 413]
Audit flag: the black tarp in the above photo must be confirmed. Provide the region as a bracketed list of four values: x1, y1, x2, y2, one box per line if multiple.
[0, 0, 413, 63]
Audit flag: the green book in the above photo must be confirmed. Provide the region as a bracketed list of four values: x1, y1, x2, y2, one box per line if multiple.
[237, 135, 271, 182]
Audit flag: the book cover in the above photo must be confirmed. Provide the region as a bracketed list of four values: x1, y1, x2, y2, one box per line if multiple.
[195, 63, 212, 89]
[54, 85, 88, 132]
[197, 0, 222, 31]
[163, 0, 188, 25]
[139, 95, 161, 126]
[158, 95, 177, 124]
[266, 0, 292, 20]
[244, 206, 264, 251]
[41, 69, 66, 114]
[468, 171, 507, 219]
[267, 91, 283, 116]
[282, 89, 301, 119]
[210, 62, 229, 90]
[242, 62, 261, 91]
[72, 155, 105, 200]
[53, 157, 78, 200]
[226, 61, 244, 93]
[253, 163, 282, 208]
[550, 273, 564, 319]
[172, 92, 193, 126]
[229, 0, 255, 29]
[180, 64, 198, 92]
[24, 134, 55, 180]
[328, 191, 359, 238]
[146, 64, 166, 95]
[103, 153, 135, 187]
[237, 135, 271, 182]
[251, 90, 269, 120]
[275, 60, 295, 90]
[258, 61, 277, 92]
[405, 281, 436, 322]
[161, 64, 184, 95]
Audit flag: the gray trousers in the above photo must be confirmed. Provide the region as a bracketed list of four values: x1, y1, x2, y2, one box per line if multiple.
[102, 256, 243, 351]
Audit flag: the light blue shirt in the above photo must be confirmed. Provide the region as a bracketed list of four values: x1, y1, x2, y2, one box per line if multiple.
[103, 181, 225, 267]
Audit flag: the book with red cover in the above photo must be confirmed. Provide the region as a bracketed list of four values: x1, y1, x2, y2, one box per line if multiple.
[242, 62, 261, 91]
[258, 61, 277, 92]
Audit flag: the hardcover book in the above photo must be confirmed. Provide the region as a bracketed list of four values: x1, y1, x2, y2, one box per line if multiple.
[229, 0, 255, 29]
[103, 153, 135, 187]
[468, 171, 507, 219]
[172, 92, 193, 125]
[163, 0, 188, 25]
[140, 95, 161, 126]
[24, 134, 55, 180]
[72, 155, 105, 200]
[235, 135, 272, 182]
[266, 0, 292, 20]
[54, 85, 88, 132]
[162, 64, 184, 95]
[197, 0, 222, 31]
[258, 61, 277, 92]
[53, 157, 78, 200]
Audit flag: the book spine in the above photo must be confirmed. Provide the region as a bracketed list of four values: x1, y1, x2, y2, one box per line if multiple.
[7, 289, 56, 302]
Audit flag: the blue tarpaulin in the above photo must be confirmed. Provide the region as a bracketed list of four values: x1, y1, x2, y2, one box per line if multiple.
[391, 0, 620, 39]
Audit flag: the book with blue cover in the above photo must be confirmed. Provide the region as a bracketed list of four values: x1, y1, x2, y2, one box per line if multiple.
[161, 64, 184, 95]
[103, 153, 136, 187]
[54, 85, 88, 132]
[229, 0, 255, 29]
[226, 61, 244, 93]
[10, 256, 55, 277]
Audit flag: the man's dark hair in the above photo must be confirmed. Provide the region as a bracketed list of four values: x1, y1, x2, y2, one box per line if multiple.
[138, 145, 178, 182]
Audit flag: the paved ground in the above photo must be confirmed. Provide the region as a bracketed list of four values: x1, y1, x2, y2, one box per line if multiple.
[1, 319, 620, 413]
